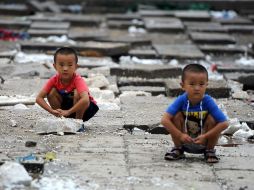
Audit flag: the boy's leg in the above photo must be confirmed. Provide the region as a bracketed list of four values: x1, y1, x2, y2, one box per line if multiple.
[171, 112, 185, 147]
[203, 115, 220, 163]
[73, 90, 89, 120]
[164, 112, 185, 160]
[47, 88, 62, 109]
[203, 115, 219, 149]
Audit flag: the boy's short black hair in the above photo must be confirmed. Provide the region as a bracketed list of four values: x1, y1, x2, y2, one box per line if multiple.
[182, 64, 208, 82]
[54, 47, 78, 64]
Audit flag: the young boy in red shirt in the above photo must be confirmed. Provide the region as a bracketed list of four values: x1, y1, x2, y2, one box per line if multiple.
[36, 47, 98, 121]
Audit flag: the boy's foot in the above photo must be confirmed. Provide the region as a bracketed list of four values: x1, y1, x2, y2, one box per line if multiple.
[164, 147, 185, 160]
[204, 149, 219, 163]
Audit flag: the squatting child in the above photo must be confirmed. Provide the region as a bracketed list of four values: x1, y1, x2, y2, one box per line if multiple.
[161, 63, 228, 163]
[36, 47, 99, 121]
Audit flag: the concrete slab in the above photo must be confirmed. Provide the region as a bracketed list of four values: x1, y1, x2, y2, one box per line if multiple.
[128, 49, 158, 59]
[97, 35, 151, 47]
[215, 16, 253, 25]
[184, 21, 228, 33]
[154, 44, 205, 59]
[0, 19, 31, 29]
[217, 66, 254, 73]
[107, 20, 144, 29]
[117, 77, 164, 87]
[174, 10, 211, 21]
[119, 86, 165, 96]
[0, 4, 31, 15]
[190, 32, 236, 44]
[110, 64, 182, 79]
[20, 41, 130, 56]
[30, 21, 70, 29]
[27, 29, 68, 37]
[199, 44, 249, 54]
[139, 10, 175, 17]
[144, 17, 184, 33]
[0, 78, 45, 96]
[225, 24, 254, 33]
[164, 78, 230, 98]
[106, 13, 141, 21]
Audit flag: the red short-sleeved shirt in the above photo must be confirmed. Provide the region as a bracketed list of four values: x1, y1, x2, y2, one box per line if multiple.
[43, 73, 96, 104]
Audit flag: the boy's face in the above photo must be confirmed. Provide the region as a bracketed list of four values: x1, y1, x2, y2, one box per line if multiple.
[54, 53, 77, 81]
[181, 72, 208, 103]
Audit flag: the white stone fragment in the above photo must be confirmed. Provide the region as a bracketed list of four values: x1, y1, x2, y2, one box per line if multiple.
[0, 162, 32, 187]
[35, 118, 83, 135]
[10, 119, 17, 127]
[85, 74, 110, 88]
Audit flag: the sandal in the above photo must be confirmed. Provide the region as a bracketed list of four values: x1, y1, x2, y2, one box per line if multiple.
[164, 147, 185, 160]
[204, 149, 219, 163]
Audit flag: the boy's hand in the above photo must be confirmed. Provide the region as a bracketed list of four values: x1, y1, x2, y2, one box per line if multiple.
[51, 110, 62, 117]
[194, 134, 206, 145]
[56, 109, 71, 117]
[180, 133, 194, 143]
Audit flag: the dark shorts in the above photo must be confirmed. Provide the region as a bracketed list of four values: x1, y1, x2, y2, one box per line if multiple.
[60, 92, 99, 122]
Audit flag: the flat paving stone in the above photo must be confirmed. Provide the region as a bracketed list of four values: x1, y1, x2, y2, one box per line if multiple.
[199, 44, 250, 54]
[20, 41, 130, 56]
[174, 10, 211, 21]
[164, 78, 230, 98]
[215, 16, 253, 25]
[225, 24, 254, 33]
[119, 86, 165, 96]
[0, 19, 31, 29]
[97, 35, 151, 47]
[217, 65, 254, 73]
[189, 32, 236, 44]
[0, 4, 31, 15]
[107, 20, 144, 29]
[118, 77, 165, 87]
[30, 21, 70, 29]
[27, 29, 68, 37]
[106, 13, 141, 21]
[144, 17, 184, 33]
[128, 49, 158, 59]
[184, 21, 228, 33]
[110, 64, 181, 78]
[139, 10, 175, 17]
[154, 44, 205, 59]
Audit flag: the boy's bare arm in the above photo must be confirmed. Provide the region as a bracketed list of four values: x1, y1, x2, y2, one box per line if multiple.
[203, 121, 229, 139]
[161, 113, 193, 143]
[36, 90, 60, 116]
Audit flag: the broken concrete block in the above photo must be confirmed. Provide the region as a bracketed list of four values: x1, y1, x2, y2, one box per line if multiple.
[85, 75, 110, 88]
[199, 44, 249, 54]
[164, 78, 230, 98]
[128, 49, 158, 59]
[174, 10, 211, 21]
[30, 21, 70, 30]
[28, 29, 68, 37]
[154, 44, 204, 59]
[144, 17, 184, 32]
[184, 21, 228, 33]
[189, 32, 236, 44]
[110, 64, 181, 79]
